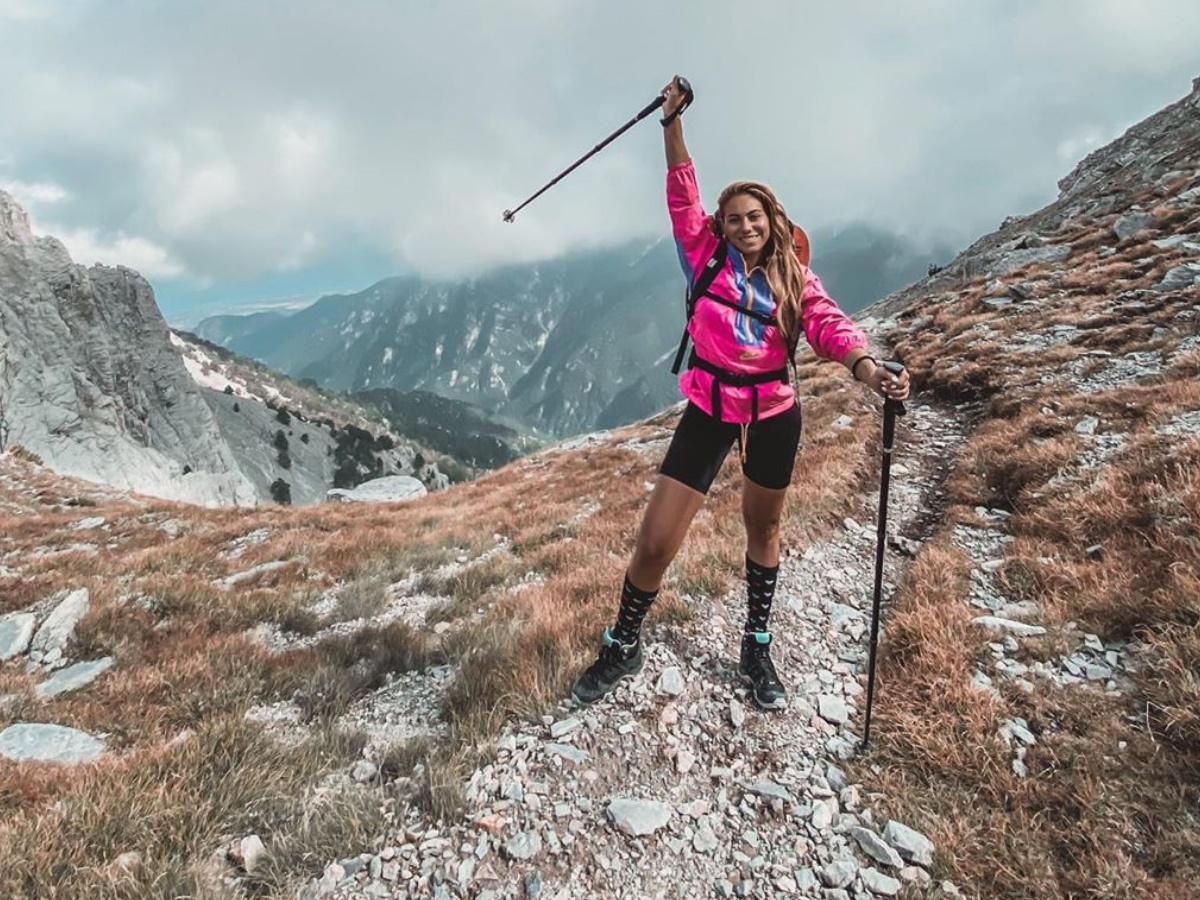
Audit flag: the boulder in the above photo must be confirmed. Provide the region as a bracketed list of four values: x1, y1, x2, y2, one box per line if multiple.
[327, 475, 427, 503]
[0, 723, 105, 764]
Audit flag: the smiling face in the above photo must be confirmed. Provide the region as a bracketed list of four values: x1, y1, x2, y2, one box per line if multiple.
[718, 192, 771, 265]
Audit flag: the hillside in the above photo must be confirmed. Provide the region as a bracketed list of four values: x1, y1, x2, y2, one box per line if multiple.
[0, 78, 1197, 900]
[171, 330, 536, 488]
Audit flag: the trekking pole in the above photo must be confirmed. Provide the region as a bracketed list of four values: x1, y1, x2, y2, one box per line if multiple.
[502, 77, 694, 223]
[862, 360, 908, 753]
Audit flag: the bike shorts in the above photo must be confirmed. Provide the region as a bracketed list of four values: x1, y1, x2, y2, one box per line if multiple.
[659, 400, 802, 494]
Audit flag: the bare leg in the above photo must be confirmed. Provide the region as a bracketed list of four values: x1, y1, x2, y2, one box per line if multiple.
[742, 479, 789, 566]
[739, 477, 791, 709]
[626, 474, 708, 591]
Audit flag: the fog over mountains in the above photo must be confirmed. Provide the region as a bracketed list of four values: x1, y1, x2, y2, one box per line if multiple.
[197, 224, 951, 436]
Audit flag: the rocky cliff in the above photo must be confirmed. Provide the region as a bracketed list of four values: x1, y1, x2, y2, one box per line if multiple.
[0, 194, 443, 507]
[0, 191, 258, 506]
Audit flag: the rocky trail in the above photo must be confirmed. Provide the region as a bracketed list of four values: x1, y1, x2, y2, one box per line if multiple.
[295, 387, 981, 900]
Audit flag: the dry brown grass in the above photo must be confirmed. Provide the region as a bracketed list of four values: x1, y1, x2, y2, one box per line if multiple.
[0, 718, 373, 900]
[858, 214, 1200, 897]
[0, 359, 887, 896]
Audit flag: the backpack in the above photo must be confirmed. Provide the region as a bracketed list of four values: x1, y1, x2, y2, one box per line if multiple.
[669, 223, 811, 422]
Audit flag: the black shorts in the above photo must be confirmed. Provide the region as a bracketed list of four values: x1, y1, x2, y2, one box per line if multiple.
[659, 401, 802, 494]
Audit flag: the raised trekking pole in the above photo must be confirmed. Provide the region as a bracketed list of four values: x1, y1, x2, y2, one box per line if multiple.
[862, 360, 908, 753]
[502, 77, 694, 223]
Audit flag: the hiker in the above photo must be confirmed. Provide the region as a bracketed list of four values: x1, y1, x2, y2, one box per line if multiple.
[571, 76, 911, 710]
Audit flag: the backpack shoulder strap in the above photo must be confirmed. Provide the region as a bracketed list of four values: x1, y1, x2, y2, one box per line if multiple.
[671, 240, 728, 374]
[688, 239, 728, 312]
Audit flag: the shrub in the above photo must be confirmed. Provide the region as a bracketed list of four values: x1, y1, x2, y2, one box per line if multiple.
[270, 478, 292, 504]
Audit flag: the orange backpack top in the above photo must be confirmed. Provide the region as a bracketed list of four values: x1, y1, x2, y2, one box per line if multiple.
[791, 221, 812, 267]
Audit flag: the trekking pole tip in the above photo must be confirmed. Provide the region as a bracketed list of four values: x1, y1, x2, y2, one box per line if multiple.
[502, 210, 516, 223]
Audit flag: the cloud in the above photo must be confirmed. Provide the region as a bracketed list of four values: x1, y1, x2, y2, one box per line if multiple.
[0, 0, 1197, 294]
[0, 178, 70, 206]
[0, 0, 54, 21]
[53, 226, 187, 280]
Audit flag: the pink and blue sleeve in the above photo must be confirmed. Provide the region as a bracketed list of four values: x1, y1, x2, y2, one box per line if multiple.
[666, 160, 719, 284]
[800, 268, 869, 364]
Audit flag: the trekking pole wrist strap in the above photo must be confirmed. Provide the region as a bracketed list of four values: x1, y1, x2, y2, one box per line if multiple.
[852, 355, 877, 382]
[660, 95, 692, 126]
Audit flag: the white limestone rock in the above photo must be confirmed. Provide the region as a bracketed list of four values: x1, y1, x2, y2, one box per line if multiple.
[35, 657, 114, 698]
[0, 613, 36, 661]
[0, 723, 105, 764]
[31, 589, 89, 655]
[607, 798, 672, 837]
[327, 475, 427, 503]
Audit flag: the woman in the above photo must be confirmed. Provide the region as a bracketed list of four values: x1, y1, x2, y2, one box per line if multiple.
[571, 77, 911, 710]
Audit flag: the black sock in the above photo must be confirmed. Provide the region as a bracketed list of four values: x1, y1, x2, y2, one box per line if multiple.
[611, 573, 658, 646]
[744, 554, 778, 635]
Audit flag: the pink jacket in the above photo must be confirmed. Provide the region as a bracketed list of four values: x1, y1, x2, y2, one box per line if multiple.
[668, 159, 868, 423]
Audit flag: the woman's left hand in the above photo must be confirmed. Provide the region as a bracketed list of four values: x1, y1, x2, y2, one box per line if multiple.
[867, 365, 911, 401]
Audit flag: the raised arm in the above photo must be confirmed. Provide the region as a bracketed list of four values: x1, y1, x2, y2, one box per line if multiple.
[661, 76, 718, 279]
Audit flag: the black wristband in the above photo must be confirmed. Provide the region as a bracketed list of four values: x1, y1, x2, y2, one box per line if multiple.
[660, 109, 682, 127]
[852, 355, 877, 382]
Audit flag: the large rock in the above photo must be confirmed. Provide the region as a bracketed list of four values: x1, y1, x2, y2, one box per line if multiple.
[1112, 211, 1153, 240]
[606, 798, 672, 837]
[991, 245, 1071, 276]
[502, 831, 543, 860]
[0, 613, 36, 661]
[818, 695, 850, 725]
[327, 475, 427, 503]
[818, 859, 858, 889]
[1153, 262, 1200, 292]
[30, 589, 89, 655]
[883, 820, 935, 866]
[655, 666, 685, 696]
[850, 826, 904, 869]
[861, 867, 902, 896]
[740, 780, 794, 805]
[0, 723, 105, 763]
[971, 616, 1046, 637]
[35, 657, 114, 698]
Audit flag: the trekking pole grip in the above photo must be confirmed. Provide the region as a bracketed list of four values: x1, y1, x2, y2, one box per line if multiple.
[881, 360, 907, 417]
[678, 77, 694, 106]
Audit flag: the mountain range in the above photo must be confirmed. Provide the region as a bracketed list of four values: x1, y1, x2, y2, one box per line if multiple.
[196, 224, 953, 436]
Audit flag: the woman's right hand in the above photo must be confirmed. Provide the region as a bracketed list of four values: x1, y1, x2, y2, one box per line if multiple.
[661, 76, 687, 120]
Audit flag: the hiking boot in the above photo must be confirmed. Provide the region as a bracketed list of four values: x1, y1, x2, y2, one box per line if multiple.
[571, 628, 644, 706]
[739, 631, 787, 710]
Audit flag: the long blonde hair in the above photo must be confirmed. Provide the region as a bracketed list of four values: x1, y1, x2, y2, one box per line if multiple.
[714, 181, 806, 352]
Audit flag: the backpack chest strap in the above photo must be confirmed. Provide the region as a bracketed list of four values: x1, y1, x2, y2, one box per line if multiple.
[694, 290, 780, 327]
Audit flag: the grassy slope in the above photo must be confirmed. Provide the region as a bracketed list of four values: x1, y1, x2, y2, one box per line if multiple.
[859, 186, 1200, 898]
[0, 357, 880, 898]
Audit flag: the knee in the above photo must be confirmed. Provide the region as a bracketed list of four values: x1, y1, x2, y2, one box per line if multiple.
[633, 534, 676, 572]
[745, 516, 781, 548]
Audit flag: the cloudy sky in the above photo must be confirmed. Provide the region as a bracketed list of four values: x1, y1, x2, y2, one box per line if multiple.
[2, 0, 1198, 325]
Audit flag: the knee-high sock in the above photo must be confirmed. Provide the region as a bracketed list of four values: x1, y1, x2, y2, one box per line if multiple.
[744, 554, 778, 635]
[611, 573, 658, 646]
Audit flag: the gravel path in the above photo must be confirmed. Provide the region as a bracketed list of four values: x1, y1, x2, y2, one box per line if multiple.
[301, 393, 977, 900]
